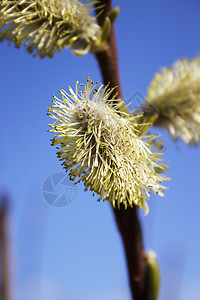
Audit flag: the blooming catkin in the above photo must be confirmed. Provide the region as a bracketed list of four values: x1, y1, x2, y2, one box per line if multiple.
[48, 78, 167, 213]
[0, 0, 101, 57]
[143, 57, 200, 145]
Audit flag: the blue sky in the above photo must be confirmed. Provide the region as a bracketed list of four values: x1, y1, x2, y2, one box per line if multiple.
[0, 0, 200, 299]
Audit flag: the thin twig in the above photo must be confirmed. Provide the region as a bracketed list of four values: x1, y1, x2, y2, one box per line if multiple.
[94, 2, 150, 299]
[94, 0, 122, 101]
[114, 206, 146, 300]
[0, 196, 9, 300]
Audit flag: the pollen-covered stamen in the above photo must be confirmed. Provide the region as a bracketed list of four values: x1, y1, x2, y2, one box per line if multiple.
[48, 78, 168, 213]
[0, 0, 101, 58]
[143, 57, 200, 145]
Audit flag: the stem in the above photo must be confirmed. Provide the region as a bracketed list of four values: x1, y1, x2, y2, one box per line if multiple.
[114, 206, 147, 300]
[0, 196, 9, 300]
[94, 1, 122, 101]
[94, 2, 150, 300]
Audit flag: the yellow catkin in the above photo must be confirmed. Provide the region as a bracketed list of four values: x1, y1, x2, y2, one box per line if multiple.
[0, 0, 101, 57]
[144, 57, 200, 145]
[48, 78, 168, 213]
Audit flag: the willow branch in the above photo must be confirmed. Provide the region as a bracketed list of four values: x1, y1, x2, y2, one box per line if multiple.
[94, 1, 122, 101]
[0, 196, 9, 300]
[94, 2, 150, 300]
[114, 206, 147, 300]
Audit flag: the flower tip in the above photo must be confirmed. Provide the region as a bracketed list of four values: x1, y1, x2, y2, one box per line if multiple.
[73, 48, 89, 56]
[108, 6, 120, 24]
[143, 204, 149, 216]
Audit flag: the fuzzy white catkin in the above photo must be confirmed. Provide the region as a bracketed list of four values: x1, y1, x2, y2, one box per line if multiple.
[0, 0, 101, 57]
[144, 57, 200, 145]
[48, 78, 168, 213]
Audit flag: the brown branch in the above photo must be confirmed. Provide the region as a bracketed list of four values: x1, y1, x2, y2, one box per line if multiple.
[94, 1, 122, 101]
[94, 2, 152, 300]
[0, 196, 9, 300]
[114, 206, 146, 300]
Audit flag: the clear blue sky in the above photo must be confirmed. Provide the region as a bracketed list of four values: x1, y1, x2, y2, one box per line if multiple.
[0, 1, 200, 299]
